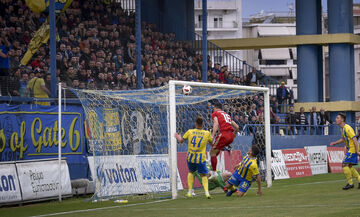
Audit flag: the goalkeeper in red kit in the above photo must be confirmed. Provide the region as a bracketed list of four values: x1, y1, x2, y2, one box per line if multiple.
[209, 102, 239, 177]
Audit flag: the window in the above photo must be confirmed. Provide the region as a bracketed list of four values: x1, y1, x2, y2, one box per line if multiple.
[198, 15, 202, 27]
[259, 60, 287, 65]
[214, 16, 223, 28]
[354, 16, 360, 26]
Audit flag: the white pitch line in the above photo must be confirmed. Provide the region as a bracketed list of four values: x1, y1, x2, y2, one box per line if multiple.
[26, 179, 348, 217]
[121, 203, 360, 212]
[27, 199, 172, 217]
[281, 179, 344, 187]
[28, 200, 355, 217]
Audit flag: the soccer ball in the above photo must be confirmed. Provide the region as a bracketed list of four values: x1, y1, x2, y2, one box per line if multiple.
[182, 85, 192, 95]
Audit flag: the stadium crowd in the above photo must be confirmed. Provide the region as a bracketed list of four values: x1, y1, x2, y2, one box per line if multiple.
[0, 0, 253, 99]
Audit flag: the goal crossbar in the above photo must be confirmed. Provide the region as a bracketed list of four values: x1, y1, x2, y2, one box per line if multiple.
[168, 80, 272, 199]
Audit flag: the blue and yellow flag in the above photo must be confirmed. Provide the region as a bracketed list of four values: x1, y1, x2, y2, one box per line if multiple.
[21, 0, 73, 66]
[25, 0, 72, 14]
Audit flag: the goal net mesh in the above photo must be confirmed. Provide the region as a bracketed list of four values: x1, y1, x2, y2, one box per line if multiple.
[72, 84, 267, 200]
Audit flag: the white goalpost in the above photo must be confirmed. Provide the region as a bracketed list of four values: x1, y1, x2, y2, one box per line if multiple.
[73, 80, 272, 201]
[168, 81, 272, 199]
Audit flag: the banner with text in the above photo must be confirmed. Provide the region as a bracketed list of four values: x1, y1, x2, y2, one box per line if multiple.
[17, 159, 72, 200]
[282, 149, 312, 178]
[271, 150, 290, 180]
[327, 147, 346, 173]
[0, 163, 22, 203]
[88, 155, 183, 197]
[305, 146, 328, 175]
[0, 104, 85, 162]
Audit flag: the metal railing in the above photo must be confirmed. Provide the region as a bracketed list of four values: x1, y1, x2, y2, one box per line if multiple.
[240, 123, 360, 136]
[116, 0, 135, 12]
[191, 33, 281, 90]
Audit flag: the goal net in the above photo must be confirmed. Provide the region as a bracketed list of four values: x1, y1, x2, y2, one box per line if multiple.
[72, 81, 271, 200]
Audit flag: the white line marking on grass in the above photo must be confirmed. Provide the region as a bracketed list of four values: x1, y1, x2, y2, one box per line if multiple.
[128, 203, 360, 212]
[281, 179, 344, 187]
[27, 199, 172, 217]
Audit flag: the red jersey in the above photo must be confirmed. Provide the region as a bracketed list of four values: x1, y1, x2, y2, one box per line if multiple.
[212, 110, 234, 133]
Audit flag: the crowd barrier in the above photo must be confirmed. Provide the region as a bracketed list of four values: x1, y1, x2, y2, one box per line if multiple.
[271, 146, 346, 180]
[87, 154, 184, 198]
[0, 147, 348, 205]
[0, 158, 72, 205]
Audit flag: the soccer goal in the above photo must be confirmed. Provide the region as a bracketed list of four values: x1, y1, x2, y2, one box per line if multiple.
[72, 80, 272, 200]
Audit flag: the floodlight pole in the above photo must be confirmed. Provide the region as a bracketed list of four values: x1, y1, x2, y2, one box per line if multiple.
[202, 0, 208, 82]
[136, 0, 143, 89]
[50, 0, 57, 98]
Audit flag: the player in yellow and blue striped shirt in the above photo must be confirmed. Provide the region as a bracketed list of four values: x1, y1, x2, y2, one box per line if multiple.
[330, 113, 360, 190]
[224, 145, 262, 197]
[175, 116, 213, 199]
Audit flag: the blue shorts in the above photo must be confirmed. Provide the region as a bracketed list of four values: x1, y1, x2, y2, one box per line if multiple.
[343, 152, 358, 165]
[227, 172, 251, 193]
[187, 161, 208, 174]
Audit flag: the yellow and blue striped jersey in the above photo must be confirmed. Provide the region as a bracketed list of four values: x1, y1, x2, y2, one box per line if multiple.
[183, 129, 212, 163]
[237, 155, 259, 181]
[341, 124, 358, 153]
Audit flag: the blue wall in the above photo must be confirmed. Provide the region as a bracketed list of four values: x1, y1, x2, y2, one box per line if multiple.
[141, 0, 195, 40]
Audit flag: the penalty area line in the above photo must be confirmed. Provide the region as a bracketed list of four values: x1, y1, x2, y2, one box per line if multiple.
[28, 199, 173, 217]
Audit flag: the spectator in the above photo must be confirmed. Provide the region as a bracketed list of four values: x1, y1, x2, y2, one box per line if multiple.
[276, 82, 289, 108]
[213, 63, 220, 73]
[19, 72, 29, 97]
[72, 79, 80, 89]
[257, 106, 264, 116]
[271, 116, 281, 135]
[285, 106, 297, 135]
[270, 107, 276, 123]
[246, 68, 263, 86]
[270, 96, 277, 107]
[319, 108, 329, 135]
[272, 101, 280, 113]
[7, 68, 21, 96]
[45, 73, 51, 91]
[319, 108, 329, 125]
[79, 82, 86, 89]
[250, 103, 258, 117]
[296, 107, 308, 135]
[308, 106, 320, 135]
[24, 69, 50, 106]
[248, 115, 258, 135]
[0, 33, 11, 96]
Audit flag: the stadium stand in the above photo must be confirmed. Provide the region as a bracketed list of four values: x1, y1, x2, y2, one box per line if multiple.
[0, 0, 252, 96]
[0, 0, 356, 136]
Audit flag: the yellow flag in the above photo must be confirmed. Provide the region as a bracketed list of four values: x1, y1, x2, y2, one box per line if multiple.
[21, 0, 73, 66]
[20, 21, 50, 66]
[25, 0, 47, 13]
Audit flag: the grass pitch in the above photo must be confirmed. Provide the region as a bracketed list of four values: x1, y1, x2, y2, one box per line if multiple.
[2, 173, 360, 217]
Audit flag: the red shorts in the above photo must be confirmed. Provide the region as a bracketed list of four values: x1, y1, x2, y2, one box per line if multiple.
[212, 131, 235, 150]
